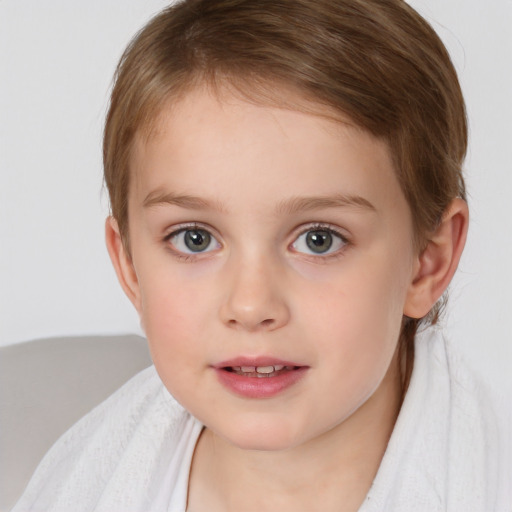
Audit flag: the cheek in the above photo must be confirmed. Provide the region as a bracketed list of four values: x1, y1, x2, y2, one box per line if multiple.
[301, 254, 409, 334]
[139, 256, 214, 331]
[296, 253, 410, 381]
[140, 285, 211, 411]
[138, 274, 209, 374]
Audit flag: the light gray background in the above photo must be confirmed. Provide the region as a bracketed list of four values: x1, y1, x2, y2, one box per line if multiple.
[1, 1, 511, 386]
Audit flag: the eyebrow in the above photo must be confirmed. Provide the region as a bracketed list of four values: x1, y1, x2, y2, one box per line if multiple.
[143, 191, 228, 213]
[143, 190, 376, 215]
[275, 194, 376, 215]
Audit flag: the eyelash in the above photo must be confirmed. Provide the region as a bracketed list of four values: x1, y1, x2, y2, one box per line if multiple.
[291, 223, 349, 261]
[162, 222, 350, 261]
[163, 223, 219, 262]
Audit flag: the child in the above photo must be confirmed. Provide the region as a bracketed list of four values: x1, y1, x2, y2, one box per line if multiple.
[12, 0, 511, 510]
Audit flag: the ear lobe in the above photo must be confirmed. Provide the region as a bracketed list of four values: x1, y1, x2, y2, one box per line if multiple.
[105, 217, 142, 313]
[404, 198, 469, 319]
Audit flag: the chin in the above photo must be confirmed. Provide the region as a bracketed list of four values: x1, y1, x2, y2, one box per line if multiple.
[214, 416, 309, 452]
[227, 436, 298, 453]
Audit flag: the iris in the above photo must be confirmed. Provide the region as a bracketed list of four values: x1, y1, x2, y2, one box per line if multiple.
[306, 230, 333, 253]
[184, 229, 211, 252]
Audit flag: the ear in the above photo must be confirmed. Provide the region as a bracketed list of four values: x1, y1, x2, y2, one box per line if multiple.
[105, 217, 142, 314]
[404, 198, 469, 319]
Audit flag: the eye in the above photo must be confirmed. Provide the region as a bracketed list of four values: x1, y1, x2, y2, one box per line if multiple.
[291, 227, 347, 255]
[167, 227, 220, 255]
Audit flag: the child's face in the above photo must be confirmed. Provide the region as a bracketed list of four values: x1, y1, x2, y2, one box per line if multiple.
[122, 86, 419, 451]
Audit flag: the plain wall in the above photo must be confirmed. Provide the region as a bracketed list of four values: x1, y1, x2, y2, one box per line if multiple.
[1, 1, 511, 386]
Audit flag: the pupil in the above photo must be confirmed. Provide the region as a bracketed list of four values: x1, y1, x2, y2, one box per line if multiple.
[306, 230, 332, 253]
[184, 229, 211, 252]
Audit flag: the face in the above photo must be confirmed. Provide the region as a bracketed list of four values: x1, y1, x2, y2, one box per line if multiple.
[119, 87, 420, 451]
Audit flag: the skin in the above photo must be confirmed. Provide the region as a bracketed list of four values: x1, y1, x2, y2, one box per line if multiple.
[106, 86, 468, 511]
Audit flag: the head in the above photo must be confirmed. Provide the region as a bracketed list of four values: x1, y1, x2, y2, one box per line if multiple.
[104, 0, 468, 447]
[104, 0, 467, 386]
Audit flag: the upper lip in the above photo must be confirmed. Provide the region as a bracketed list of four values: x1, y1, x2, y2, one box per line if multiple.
[213, 357, 306, 369]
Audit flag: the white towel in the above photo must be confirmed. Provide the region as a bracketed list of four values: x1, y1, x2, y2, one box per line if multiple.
[360, 329, 512, 511]
[11, 367, 202, 512]
[12, 329, 512, 511]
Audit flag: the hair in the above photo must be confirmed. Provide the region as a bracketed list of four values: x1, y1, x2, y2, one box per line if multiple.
[103, 0, 467, 391]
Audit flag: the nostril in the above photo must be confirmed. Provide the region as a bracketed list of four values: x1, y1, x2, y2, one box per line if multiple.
[220, 292, 290, 331]
[226, 316, 276, 331]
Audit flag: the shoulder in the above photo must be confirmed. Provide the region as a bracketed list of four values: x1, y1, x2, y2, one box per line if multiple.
[12, 366, 194, 512]
[361, 328, 512, 511]
[416, 329, 511, 507]
[438, 331, 512, 489]
[436, 330, 512, 506]
[415, 328, 511, 459]
[428, 328, 511, 432]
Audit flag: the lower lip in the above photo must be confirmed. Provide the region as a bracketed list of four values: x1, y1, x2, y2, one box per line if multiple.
[215, 367, 308, 398]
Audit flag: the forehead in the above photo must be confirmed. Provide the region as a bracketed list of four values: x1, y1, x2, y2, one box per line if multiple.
[128, 86, 406, 222]
[132, 79, 374, 168]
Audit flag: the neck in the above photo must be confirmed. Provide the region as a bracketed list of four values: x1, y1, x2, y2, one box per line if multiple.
[187, 353, 403, 512]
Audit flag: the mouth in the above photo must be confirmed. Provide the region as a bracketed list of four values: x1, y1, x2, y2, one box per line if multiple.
[223, 365, 301, 378]
[214, 358, 308, 398]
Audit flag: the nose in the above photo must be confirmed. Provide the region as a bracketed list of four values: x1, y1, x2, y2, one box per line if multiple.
[219, 255, 290, 332]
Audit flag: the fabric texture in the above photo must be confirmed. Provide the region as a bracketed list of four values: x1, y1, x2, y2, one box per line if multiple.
[11, 367, 202, 512]
[359, 329, 512, 511]
[12, 329, 511, 512]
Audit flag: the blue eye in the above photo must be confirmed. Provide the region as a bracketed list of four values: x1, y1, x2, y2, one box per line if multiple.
[168, 228, 220, 254]
[292, 227, 346, 255]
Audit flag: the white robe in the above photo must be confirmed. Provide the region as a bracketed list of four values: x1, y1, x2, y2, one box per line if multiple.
[12, 329, 512, 511]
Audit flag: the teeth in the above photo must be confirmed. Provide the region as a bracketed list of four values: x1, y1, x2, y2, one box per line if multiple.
[256, 365, 274, 374]
[238, 365, 276, 373]
[229, 365, 294, 375]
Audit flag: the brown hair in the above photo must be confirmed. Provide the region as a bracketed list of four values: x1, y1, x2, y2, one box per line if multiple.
[103, 0, 467, 388]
